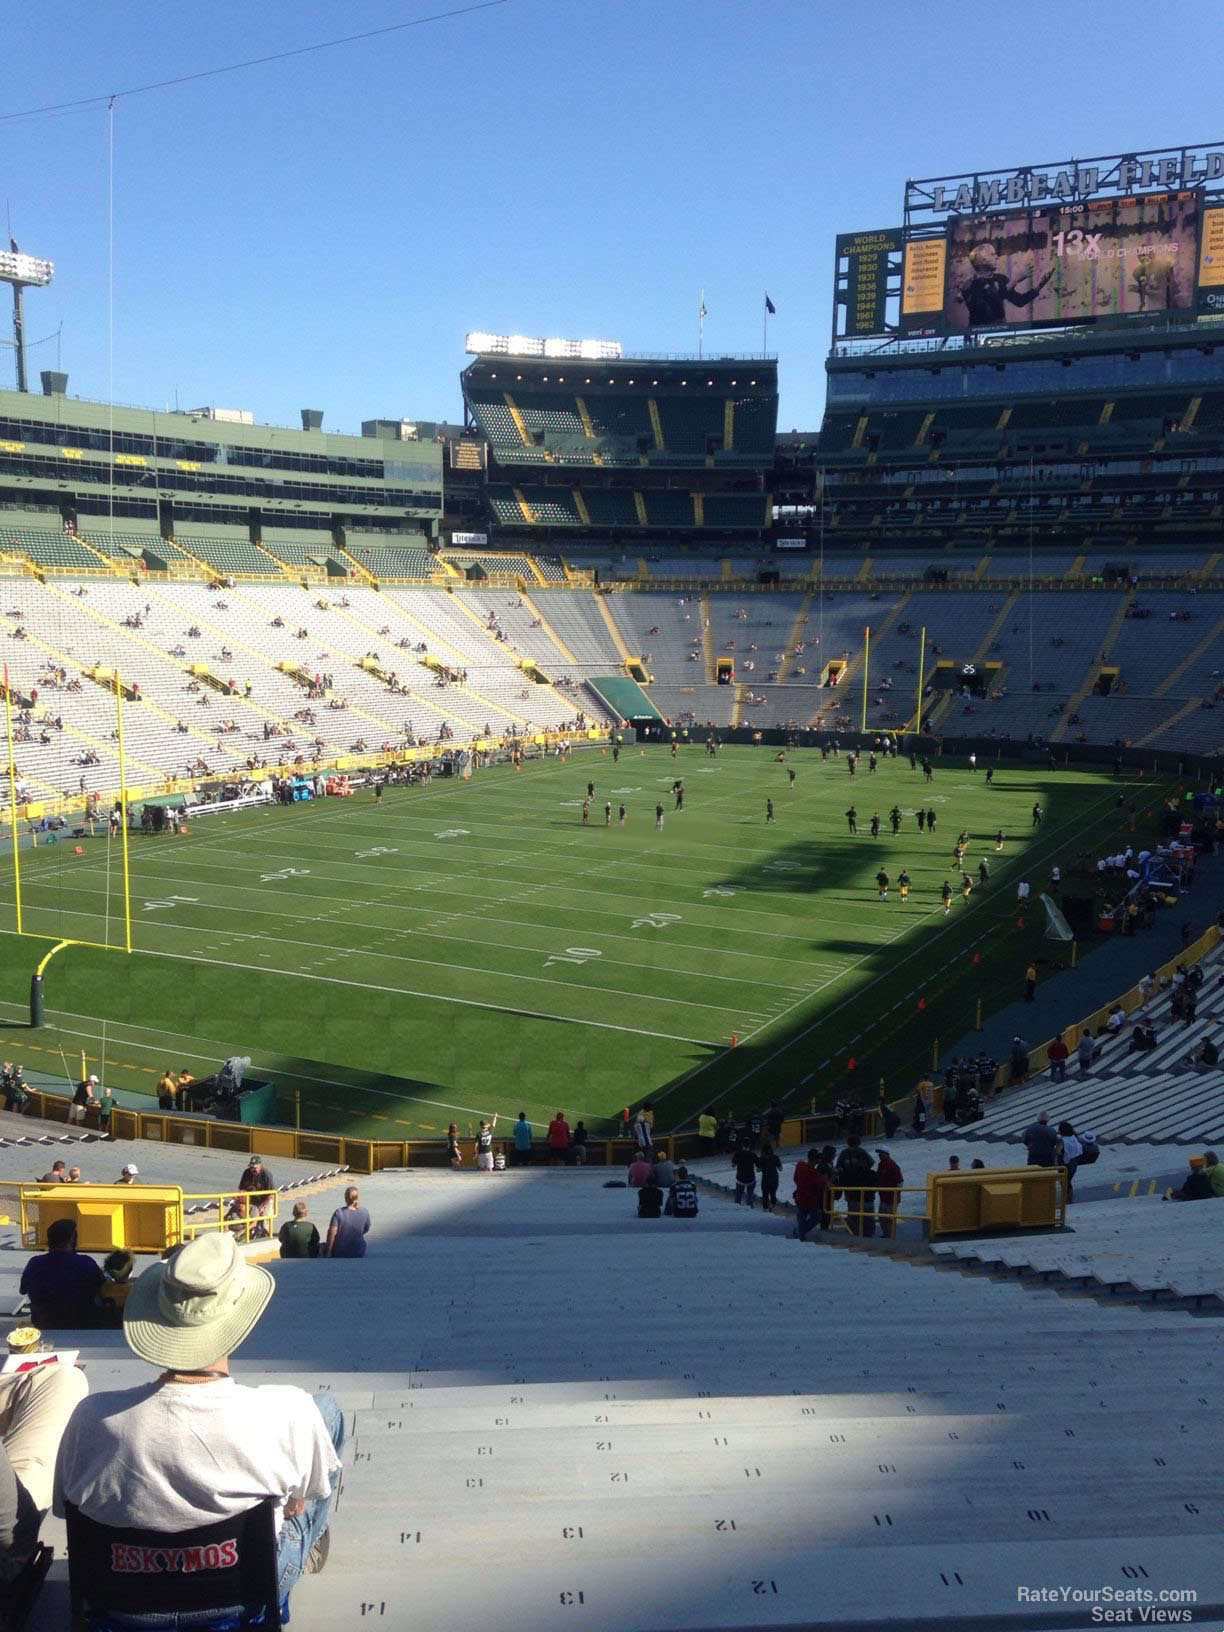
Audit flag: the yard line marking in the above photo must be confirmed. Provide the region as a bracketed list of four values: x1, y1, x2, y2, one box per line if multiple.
[18, 884, 821, 990]
[3, 905, 763, 1022]
[44, 862, 897, 951]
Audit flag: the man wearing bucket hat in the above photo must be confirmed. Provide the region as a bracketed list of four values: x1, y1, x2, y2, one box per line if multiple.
[54, 1232, 343, 1605]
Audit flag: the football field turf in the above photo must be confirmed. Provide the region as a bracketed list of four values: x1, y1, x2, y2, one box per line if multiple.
[0, 746, 1171, 1139]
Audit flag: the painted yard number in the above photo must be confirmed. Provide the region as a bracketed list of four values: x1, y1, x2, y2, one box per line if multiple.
[142, 895, 199, 913]
[545, 947, 602, 968]
[356, 846, 398, 858]
[260, 868, 311, 883]
[631, 912, 680, 929]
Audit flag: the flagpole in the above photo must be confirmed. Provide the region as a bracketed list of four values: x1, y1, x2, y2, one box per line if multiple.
[698, 289, 705, 359]
[762, 300, 767, 358]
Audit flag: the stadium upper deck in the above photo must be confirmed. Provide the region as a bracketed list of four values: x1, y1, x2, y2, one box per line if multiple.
[0, 379, 442, 556]
[461, 352, 777, 540]
[806, 323, 1224, 553]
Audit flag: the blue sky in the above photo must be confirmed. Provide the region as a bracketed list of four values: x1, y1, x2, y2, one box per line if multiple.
[4, 0, 1223, 434]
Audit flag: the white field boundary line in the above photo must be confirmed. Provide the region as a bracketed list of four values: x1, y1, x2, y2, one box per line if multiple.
[31, 873, 849, 983]
[0, 911, 767, 1027]
[0, 931, 725, 1049]
[0, 998, 574, 1129]
[678, 783, 1150, 1105]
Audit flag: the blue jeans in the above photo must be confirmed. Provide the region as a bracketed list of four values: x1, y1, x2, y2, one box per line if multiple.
[734, 1180, 756, 1206]
[277, 1392, 345, 1599]
[1049, 1059, 1066, 1081]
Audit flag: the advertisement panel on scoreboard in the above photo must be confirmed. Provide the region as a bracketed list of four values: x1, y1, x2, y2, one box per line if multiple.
[1199, 207, 1224, 314]
[943, 192, 1200, 331]
[901, 238, 947, 328]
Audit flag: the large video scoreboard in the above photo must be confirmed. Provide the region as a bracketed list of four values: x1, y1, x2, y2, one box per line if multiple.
[832, 141, 1224, 341]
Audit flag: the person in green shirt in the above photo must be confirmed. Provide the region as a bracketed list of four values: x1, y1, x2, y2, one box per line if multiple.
[278, 1201, 320, 1259]
[1204, 1151, 1224, 1199]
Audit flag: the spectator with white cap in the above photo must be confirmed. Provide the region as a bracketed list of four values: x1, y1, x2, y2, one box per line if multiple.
[115, 1164, 138, 1185]
[54, 1231, 344, 1606]
[68, 1074, 97, 1126]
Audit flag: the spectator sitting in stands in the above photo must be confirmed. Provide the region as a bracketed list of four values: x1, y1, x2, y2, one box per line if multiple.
[19, 1219, 105, 1328]
[627, 1152, 652, 1188]
[637, 1176, 664, 1218]
[279, 1201, 321, 1259]
[98, 1249, 136, 1325]
[1186, 1035, 1219, 1072]
[232, 1156, 275, 1239]
[1165, 1155, 1217, 1201]
[54, 1232, 343, 1610]
[652, 1152, 677, 1188]
[0, 1352, 89, 1587]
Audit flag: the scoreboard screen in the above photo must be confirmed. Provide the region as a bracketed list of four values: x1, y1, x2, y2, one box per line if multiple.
[942, 192, 1201, 332]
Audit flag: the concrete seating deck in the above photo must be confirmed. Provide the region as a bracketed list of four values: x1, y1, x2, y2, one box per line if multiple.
[8, 1166, 1222, 1631]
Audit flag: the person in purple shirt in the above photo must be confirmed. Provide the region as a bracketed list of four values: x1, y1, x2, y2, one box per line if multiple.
[19, 1219, 104, 1325]
[325, 1187, 371, 1258]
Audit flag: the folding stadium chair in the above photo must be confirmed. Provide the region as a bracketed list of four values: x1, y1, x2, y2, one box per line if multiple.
[65, 1498, 284, 1631]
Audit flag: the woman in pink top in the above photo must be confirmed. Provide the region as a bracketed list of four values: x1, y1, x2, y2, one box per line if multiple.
[627, 1154, 652, 1187]
[546, 1112, 571, 1164]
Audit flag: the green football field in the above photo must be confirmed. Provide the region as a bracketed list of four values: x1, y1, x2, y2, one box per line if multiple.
[0, 746, 1172, 1139]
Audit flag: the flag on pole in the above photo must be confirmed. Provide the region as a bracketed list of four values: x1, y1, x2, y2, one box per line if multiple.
[765, 294, 776, 315]
[699, 298, 708, 320]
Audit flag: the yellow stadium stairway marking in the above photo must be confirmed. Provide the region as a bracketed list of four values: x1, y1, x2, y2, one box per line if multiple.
[1134, 697, 1200, 748]
[519, 591, 577, 665]
[1154, 612, 1224, 697]
[574, 396, 596, 440]
[776, 591, 814, 684]
[503, 393, 532, 448]
[700, 594, 715, 682]
[593, 592, 634, 663]
[1049, 589, 1133, 742]
[647, 398, 664, 451]
[338, 592, 525, 729]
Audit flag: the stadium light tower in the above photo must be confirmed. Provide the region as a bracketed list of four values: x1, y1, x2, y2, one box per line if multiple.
[0, 242, 54, 393]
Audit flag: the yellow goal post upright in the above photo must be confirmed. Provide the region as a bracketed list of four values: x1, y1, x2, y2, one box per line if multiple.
[4, 666, 135, 1027]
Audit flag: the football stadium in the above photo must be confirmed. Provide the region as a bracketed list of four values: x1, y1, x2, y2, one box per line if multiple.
[2, 55, 1223, 1632]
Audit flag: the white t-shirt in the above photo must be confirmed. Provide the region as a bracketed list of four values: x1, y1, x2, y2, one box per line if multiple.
[55, 1378, 339, 1534]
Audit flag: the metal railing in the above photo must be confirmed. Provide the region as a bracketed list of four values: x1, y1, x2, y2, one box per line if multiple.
[181, 1188, 279, 1245]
